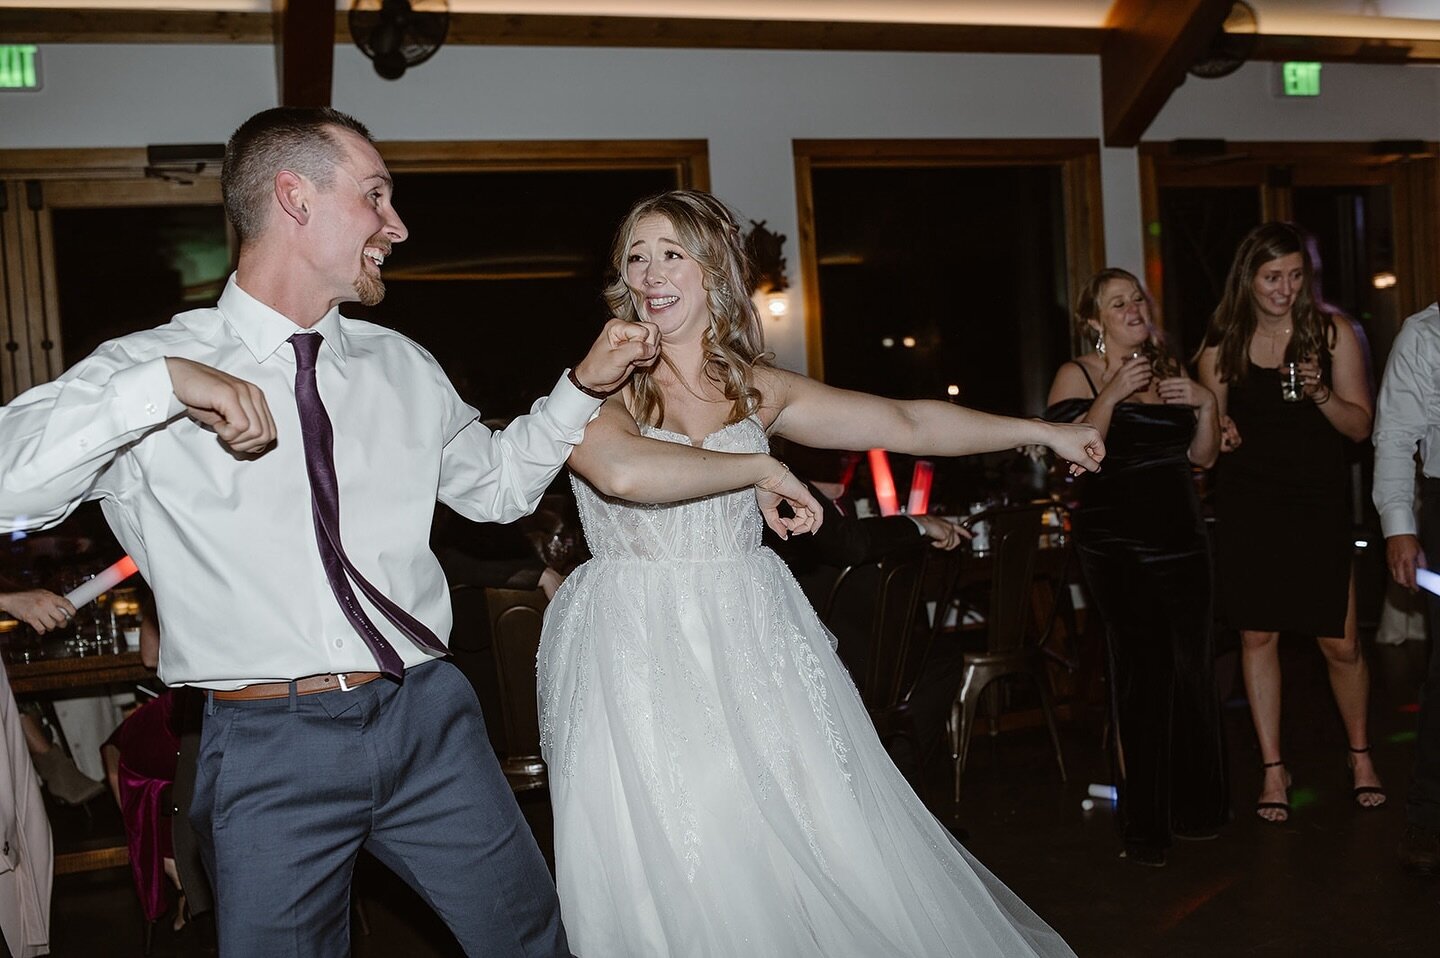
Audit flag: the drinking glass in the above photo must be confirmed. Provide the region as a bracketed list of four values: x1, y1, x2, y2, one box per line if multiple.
[1281, 362, 1304, 402]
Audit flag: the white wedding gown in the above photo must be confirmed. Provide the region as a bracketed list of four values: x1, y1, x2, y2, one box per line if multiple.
[537, 417, 1076, 958]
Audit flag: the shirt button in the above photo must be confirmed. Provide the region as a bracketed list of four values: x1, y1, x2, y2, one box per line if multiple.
[78, 438, 88, 448]
[333, 638, 344, 648]
[145, 401, 158, 415]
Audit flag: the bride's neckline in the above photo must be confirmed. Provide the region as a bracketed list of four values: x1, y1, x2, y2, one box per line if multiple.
[644, 416, 758, 448]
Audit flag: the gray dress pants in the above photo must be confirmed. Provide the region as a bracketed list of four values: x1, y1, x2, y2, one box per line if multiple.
[190, 658, 569, 957]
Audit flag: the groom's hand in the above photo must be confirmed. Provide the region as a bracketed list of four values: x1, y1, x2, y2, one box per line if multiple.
[572, 318, 660, 396]
[165, 356, 276, 454]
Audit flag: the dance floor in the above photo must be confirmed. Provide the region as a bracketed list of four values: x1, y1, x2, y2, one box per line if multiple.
[51, 633, 1440, 957]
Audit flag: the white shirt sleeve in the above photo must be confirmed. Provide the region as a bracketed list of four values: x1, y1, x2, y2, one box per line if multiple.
[1372, 315, 1434, 539]
[0, 353, 180, 532]
[437, 370, 602, 524]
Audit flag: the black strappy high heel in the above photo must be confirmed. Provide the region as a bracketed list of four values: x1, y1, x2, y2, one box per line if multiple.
[1256, 759, 1291, 824]
[1348, 745, 1387, 810]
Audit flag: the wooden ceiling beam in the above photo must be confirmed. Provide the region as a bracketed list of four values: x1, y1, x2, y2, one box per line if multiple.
[272, 0, 334, 108]
[1252, 33, 1440, 65]
[1101, 0, 1234, 148]
[7, 7, 1438, 66]
[0, 8, 1103, 54]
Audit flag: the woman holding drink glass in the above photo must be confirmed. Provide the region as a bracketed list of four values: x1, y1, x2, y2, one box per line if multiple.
[1197, 222, 1381, 823]
[1047, 268, 1227, 865]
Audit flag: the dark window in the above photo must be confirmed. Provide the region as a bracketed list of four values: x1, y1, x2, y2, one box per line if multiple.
[346, 168, 677, 419]
[51, 205, 229, 366]
[809, 165, 1070, 418]
[1157, 186, 1262, 361]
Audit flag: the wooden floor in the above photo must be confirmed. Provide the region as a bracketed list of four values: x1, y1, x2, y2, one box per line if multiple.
[51, 633, 1440, 957]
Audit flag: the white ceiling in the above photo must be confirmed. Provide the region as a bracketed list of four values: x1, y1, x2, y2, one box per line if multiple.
[2, 1, 1438, 40]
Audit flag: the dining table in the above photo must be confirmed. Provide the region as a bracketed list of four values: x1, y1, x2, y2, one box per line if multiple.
[3, 634, 155, 875]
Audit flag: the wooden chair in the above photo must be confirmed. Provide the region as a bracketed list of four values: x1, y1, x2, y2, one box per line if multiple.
[821, 546, 932, 777]
[484, 586, 549, 792]
[948, 503, 1066, 802]
[446, 583, 507, 759]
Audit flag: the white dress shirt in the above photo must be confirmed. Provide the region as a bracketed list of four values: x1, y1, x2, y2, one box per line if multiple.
[1373, 302, 1440, 539]
[0, 275, 601, 689]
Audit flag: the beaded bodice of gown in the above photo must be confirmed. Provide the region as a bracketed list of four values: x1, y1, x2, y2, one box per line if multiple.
[571, 416, 767, 562]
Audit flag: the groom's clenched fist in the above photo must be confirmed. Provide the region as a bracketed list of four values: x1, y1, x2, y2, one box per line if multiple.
[571, 318, 661, 396]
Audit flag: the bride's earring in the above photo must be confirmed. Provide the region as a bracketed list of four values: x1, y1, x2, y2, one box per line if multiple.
[1094, 328, 1106, 356]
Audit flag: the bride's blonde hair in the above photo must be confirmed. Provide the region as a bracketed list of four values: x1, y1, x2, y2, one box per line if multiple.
[603, 190, 772, 428]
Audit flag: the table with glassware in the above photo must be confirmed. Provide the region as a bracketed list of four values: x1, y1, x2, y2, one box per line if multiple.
[2, 587, 154, 875]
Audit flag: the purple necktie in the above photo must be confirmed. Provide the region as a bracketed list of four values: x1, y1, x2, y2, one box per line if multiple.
[290, 332, 447, 678]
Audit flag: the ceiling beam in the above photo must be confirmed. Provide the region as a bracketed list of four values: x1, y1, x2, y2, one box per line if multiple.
[1252, 33, 1440, 65]
[8, 7, 1438, 66]
[1101, 0, 1234, 148]
[272, 0, 333, 107]
[0, 9, 1103, 55]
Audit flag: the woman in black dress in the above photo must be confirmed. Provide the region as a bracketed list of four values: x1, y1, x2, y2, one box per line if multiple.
[1197, 223, 1381, 823]
[1048, 268, 1227, 866]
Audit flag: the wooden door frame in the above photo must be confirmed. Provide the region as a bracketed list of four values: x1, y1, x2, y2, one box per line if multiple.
[792, 139, 1105, 380]
[1138, 141, 1440, 326]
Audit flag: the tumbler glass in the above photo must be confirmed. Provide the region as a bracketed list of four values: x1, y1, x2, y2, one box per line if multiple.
[1281, 362, 1304, 402]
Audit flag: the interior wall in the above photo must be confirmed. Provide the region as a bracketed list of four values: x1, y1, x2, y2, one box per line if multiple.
[3, 44, 1437, 373]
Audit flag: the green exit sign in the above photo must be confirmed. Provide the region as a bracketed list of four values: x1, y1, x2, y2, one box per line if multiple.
[1281, 61, 1321, 97]
[0, 45, 41, 91]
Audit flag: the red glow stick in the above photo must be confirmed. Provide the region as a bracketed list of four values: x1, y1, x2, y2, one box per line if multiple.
[868, 448, 899, 517]
[63, 555, 139, 609]
[907, 459, 934, 516]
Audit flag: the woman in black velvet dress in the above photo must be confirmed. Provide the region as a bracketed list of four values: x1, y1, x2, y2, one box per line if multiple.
[1197, 223, 1381, 824]
[1047, 268, 1228, 866]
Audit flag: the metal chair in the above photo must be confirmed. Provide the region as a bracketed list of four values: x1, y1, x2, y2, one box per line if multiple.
[821, 546, 931, 777]
[484, 586, 550, 792]
[948, 503, 1067, 802]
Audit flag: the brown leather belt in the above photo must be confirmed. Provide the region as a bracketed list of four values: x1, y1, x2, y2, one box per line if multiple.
[212, 672, 383, 701]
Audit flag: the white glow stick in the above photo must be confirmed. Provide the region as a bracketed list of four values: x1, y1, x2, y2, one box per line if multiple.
[1417, 568, 1440, 597]
[63, 556, 139, 609]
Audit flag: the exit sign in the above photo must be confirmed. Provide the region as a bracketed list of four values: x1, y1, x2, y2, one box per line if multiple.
[0, 45, 41, 91]
[1281, 61, 1321, 97]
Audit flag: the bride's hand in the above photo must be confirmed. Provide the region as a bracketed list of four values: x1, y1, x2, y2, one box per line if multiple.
[754, 463, 825, 539]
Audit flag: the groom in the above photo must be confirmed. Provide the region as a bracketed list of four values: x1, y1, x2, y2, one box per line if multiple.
[0, 106, 659, 956]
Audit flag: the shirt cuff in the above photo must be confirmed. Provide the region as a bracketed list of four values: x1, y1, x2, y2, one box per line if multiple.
[542, 370, 605, 434]
[907, 516, 927, 535]
[112, 357, 184, 432]
[1379, 505, 1419, 539]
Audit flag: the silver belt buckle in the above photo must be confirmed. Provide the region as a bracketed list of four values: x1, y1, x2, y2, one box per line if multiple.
[337, 673, 354, 692]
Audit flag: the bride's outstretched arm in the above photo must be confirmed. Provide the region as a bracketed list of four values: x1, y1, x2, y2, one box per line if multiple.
[760, 368, 1105, 475]
[568, 399, 824, 538]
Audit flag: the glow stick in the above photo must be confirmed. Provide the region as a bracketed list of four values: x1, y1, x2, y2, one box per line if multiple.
[1087, 783, 1118, 802]
[63, 555, 139, 609]
[868, 448, 899, 517]
[906, 459, 934, 516]
[1418, 569, 1440, 597]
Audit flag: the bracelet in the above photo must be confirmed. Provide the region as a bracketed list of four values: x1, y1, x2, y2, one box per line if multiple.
[756, 461, 790, 489]
[1314, 386, 1332, 406]
[566, 367, 617, 400]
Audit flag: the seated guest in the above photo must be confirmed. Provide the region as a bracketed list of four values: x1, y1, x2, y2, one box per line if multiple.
[0, 584, 107, 806]
[99, 606, 211, 935]
[1047, 267, 1228, 866]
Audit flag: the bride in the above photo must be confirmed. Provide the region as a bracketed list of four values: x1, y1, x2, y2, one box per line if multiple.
[538, 190, 1099, 957]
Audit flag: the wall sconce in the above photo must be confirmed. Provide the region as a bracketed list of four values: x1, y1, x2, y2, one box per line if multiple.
[1372, 271, 1398, 289]
[745, 219, 790, 320]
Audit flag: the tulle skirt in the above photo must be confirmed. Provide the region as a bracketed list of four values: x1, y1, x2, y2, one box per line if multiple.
[537, 550, 1075, 958]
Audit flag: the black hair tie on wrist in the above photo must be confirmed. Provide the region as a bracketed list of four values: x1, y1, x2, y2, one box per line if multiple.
[567, 367, 618, 400]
